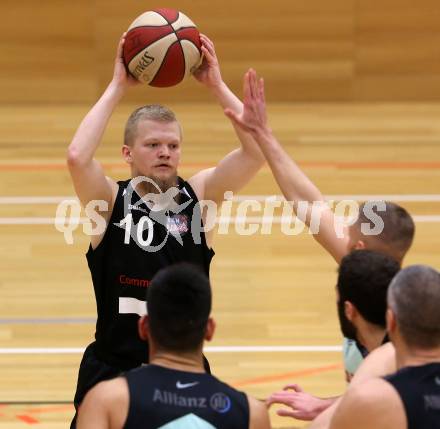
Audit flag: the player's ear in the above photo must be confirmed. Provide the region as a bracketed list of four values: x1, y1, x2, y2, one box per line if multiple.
[122, 145, 133, 164]
[354, 240, 366, 250]
[204, 318, 216, 342]
[138, 315, 149, 340]
[344, 301, 356, 321]
[386, 308, 397, 335]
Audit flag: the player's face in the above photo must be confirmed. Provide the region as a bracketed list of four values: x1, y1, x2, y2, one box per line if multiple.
[126, 119, 182, 184]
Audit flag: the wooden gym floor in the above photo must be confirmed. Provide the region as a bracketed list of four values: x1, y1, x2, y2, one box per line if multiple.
[0, 102, 440, 428]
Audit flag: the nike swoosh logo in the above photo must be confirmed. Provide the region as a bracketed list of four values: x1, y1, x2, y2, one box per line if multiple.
[176, 381, 199, 389]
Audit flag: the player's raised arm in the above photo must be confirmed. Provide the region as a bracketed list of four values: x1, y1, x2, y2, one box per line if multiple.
[190, 35, 265, 204]
[225, 69, 349, 263]
[67, 34, 139, 210]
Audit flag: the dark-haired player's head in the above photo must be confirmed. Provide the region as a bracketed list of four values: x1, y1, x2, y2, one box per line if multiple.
[348, 201, 415, 265]
[337, 250, 400, 346]
[139, 263, 214, 354]
[387, 265, 440, 352]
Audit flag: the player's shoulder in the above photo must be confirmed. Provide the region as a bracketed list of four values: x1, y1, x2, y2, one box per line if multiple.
[367, 341, 395, 360]
[331, 378, 404, 429]
[247, 395, 270, 429]
[350, 342, 396, 388]
[348, 377, 397, 404]
[85, 376, 129, 405]
[112, 177, 129, 191]
[187, 168, 216, 201]
[78, 376, 129, 429]
[330, 378, 394, 429]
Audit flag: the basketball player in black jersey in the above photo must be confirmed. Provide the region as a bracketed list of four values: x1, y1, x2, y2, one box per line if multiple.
[67, 34, 265, 427]
[329, 265, 440, 429]
[225, 69, 415, 419]
[77, 264, 270, 429]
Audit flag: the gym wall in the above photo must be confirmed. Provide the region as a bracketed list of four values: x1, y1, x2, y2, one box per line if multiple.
[1, 0, 439, 103]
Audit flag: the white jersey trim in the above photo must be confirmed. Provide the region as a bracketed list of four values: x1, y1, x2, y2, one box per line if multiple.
[119, 297, 147, 316]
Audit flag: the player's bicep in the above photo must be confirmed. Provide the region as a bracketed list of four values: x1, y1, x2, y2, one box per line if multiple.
[310, 207, 349, 264]
[248, 396, 271, 429]
[68, 159, 116, 209]
[203, 148, 263, 203]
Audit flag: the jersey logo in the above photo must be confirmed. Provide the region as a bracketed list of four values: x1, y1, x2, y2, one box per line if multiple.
[210, 392, 231, 413]
[176, 381, 199, 389]
[167, 214, 189, 235]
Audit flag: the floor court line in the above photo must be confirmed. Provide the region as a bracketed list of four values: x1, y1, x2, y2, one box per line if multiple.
[26, 405, 74, 415]
[16, 414, 39, 424]
[2, 194, 440, 204]
[233, 363, 342, 387]
[0, 215, 439, 225]
[0, 318, 96, 325]
[0, 402, 72, 406]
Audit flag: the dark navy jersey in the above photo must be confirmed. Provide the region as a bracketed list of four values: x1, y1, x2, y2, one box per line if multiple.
[384, 362, 440, 429]
[86, 178, 214, 368]
[123, 364, 249, 429]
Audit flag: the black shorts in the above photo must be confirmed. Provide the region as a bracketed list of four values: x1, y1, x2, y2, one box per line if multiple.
[70, 341, 211, 428]
[70, 342, 129, 428]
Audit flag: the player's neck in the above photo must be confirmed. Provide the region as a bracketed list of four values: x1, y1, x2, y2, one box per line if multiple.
[150, 351, 206, 373]
[130, 172, 178, 195]
[357, 322, 386, 353]
[396, 345, 440, 369]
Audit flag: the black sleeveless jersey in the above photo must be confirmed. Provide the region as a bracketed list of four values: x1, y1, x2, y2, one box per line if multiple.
[123, 364, 250, 429]
[384, 362, 440, 429]
[86, 178, 214, 368]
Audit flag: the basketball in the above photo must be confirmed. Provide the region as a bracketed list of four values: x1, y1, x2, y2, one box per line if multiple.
[123, 9, 202, 87]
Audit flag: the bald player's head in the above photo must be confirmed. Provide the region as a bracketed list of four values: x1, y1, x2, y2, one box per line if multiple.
[387, 265, 440, 350]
